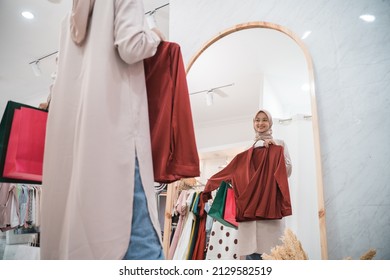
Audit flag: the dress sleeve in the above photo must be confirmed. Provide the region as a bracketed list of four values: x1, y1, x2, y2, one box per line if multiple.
[167, 44, 200, 177]
[274, 148, 292, 216]
[202, 156, 238, 202]
[114, 0, 161, 64]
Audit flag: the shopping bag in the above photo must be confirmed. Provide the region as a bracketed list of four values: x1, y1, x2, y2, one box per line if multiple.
[0, 101, 47, 184]
[223, 186, 238, 227]
[207, 181, 237, 228]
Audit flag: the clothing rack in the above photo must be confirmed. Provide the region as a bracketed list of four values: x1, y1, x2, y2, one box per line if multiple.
[277, 114, 312, 124]
[162, 181, 177, 257]
[145, 2, 169, 15]
[162, 177, 204, 257]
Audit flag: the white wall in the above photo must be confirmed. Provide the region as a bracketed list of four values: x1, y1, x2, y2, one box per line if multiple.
[170, 0, 390, 259]
[274, 116, 321, 259]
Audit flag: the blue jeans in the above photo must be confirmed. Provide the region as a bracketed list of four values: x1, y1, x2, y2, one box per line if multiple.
[123, 158, 164, 260]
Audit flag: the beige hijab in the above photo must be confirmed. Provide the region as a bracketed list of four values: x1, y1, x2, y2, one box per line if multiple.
[254, 109, 273, 141]
[70, 0, 96, 45]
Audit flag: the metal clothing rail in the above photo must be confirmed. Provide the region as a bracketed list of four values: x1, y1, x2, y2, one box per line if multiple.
[28, 51, 58, 65]
[145, 2, 169, 15]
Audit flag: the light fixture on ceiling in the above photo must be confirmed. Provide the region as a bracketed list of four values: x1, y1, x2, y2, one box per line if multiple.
[190, 83, 234, 106]
[301, 30, 312, 40]
[21, 11, 34, 19]
[206, 91, 214, 106]
[359, 14, 375, 22]
[31, 61, 42, 77]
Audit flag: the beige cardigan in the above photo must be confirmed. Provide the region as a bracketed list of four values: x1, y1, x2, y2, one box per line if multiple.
[40, 0, 161, 259]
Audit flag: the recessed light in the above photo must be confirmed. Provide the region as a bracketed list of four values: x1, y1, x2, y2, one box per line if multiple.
[22, 11, 34, 19]
[301, 30, 312, 40]
[359, 14, 375, 22]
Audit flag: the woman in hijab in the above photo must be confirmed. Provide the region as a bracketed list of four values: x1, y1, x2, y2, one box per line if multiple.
[241, 109, 292, 260]
[41, 0, 165, 259]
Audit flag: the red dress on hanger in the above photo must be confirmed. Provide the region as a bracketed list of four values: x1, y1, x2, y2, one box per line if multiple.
[203, 145, 292, 221]
[144, 41, 200, 183]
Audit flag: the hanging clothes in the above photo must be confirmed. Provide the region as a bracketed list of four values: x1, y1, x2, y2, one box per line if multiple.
[205, 220, 239, 260]
[144, 41, 200, 183]
[203, 145, 291, 221]
[172, 191, 197, 259]
[168, 189, 190, 259]
[0, 183, 42, 232]
[190, 193, 207, 260]
[0, 183, 19, 230]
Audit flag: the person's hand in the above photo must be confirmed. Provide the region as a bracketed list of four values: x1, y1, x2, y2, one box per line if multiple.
[39, 102, 49, 110]
[264, 139, 276, 148]
[151, 27, 166, 41]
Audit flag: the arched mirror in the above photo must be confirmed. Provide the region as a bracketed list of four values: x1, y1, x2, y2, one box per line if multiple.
[186, 22, 327, 259]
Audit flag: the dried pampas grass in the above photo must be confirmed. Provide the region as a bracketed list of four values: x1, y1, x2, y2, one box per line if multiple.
[262, 228, 377, 260]
[262, 228, 308, 260]
[344, 249, 377, 260]
[360, 249, 376, 260]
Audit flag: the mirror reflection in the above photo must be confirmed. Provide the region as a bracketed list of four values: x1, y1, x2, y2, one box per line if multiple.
[186, 23, 325, 259]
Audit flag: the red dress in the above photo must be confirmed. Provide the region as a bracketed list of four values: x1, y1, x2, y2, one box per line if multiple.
[144, 42, 200, 183]
[203, 145, 292, 221]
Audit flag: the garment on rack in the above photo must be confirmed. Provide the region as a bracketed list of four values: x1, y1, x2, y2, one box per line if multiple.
[203, 145, 291, 221]
[186, 192, 201, 259]
[0, 183, 19, 230]
[205, 220, 239, 260]
[172, 191, 197, 259]
[0, 183, 42, 232]
[144, 41, 200, 183]
[168, 189, 190, 259]
[191, 193, 207, 260]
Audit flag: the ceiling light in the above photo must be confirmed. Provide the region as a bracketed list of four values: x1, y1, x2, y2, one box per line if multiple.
[359, 14, 375, 22]
[206, 91, 214, 106]
[301, 30, 312, 40]
[22, 11, 34, 19]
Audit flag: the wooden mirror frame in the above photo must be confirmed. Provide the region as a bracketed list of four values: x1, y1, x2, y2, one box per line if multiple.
[186, 21, 328, 259]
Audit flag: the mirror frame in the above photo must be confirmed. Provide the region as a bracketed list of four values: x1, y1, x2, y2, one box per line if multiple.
[186, 21, 328, 259]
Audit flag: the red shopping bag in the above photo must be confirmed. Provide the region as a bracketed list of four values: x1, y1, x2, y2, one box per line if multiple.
[3, 107, 48, 182]
[223, 186, 238, 227]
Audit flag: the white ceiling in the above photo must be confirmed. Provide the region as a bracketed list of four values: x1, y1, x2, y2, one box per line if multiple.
[1, 1, 310, 160]
[187, 27, 311, 126]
